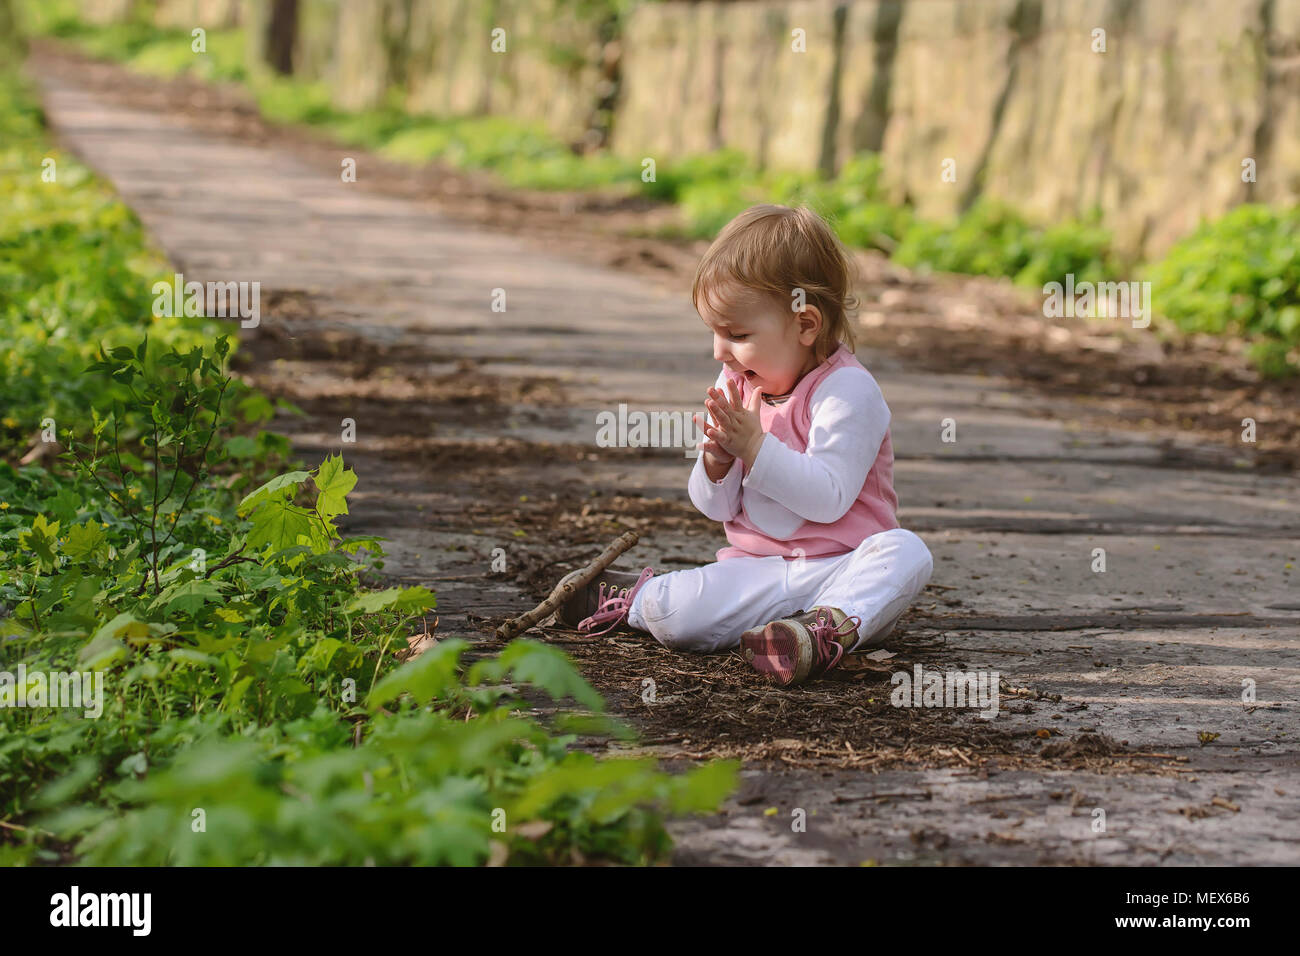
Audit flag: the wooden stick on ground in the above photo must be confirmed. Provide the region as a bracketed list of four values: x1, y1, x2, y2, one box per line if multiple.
[496, 530, 640, 640]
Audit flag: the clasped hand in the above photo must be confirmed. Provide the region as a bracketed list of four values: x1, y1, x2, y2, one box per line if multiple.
[694, 379, 765, 468]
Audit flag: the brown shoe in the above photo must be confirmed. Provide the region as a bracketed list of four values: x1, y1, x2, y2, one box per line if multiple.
[739, 606, 862, 686]
[555, 566, 654, 633]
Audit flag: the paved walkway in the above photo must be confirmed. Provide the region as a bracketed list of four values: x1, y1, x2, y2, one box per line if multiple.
[35, 63, 1300, 865]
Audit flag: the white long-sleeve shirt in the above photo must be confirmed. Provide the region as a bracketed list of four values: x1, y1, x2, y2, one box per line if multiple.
[687, 356, 899, 560]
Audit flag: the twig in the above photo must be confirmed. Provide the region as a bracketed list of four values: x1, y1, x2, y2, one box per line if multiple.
[967, 792, 1026, 805]
[27, 575, 42, 630]
[203, 543, 256, 578]
[0, 819, 54, 836]
[158, 389, 200, 509]
[150, 419, 161, 595]
[159, 376, 229, 549]
[1125, 751, 1185, 760]
[67, 440, 145, 535]
[834, 791, 932, 803]
[495, 530, 640, 640]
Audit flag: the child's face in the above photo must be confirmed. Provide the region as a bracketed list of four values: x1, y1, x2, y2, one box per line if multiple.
[698, 282, 822, 396]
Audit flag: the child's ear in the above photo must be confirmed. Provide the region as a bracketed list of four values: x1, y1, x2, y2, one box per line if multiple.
[796, 304, 823, 345]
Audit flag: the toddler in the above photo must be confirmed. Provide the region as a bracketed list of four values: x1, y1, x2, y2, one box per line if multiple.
[558, 204, 933, 686]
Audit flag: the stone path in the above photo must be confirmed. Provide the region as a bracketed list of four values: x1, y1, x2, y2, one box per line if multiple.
[34, 65, 1300, 865]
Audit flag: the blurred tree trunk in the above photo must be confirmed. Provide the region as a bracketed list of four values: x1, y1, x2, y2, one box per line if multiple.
[265, 0, 297, 75]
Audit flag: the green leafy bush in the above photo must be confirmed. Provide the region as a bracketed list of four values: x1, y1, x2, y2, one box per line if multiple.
[763, 154, 914, 252]
[1149, 204, 1300, 377]
[639, 148, 754, 203]
[894, 200, 1116, 288]
[0, 62, 737, 866]
[0, 71, 237, 461]
[1, 340, 738, 866]
[676, 176, 764, 239]
[255, 77, 338, 127]
[35, 642, 734, 866]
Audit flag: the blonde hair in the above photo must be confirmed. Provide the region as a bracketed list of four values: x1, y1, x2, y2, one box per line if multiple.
[691, 204, 859, 365]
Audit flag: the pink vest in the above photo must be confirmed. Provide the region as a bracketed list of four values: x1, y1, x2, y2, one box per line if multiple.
[716, 344, 899, 561]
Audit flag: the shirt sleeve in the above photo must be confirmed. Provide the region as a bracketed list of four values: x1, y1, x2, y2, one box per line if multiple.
[687, 367, 744, 522]
[741, 367, 890, 525]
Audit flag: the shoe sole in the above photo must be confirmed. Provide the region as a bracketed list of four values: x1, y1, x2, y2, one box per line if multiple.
[740, 620, 813, 686]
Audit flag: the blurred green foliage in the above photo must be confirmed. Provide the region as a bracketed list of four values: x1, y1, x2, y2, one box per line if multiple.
[893, 201, 1118, 289]
[0, 69, 231, 461]
[1150, 204, 1300, 377]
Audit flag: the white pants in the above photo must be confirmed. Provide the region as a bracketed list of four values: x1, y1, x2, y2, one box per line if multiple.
[627, 528, 934, 654]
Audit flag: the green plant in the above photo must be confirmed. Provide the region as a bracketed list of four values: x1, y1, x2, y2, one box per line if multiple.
[894, 200, 1117, 288]
[0, 56, 737, 864]
[58, 337, 241, 597]
[0, 68, 236, 462]
[638, 148, 754, 203]
[2, 343, 738, 864]
[1149, 204, 1300, 378]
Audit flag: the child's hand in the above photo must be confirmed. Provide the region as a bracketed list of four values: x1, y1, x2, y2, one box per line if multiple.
[695, 380, 765, 468]
[694, 387, 736, 464]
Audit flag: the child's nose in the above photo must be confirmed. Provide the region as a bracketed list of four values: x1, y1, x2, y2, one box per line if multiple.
[713, 334, 732, 363]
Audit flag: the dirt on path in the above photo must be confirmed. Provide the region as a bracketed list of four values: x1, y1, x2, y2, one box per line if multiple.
[30, 45, 1300, 865]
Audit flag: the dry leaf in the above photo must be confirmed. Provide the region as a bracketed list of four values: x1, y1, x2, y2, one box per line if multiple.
[515, 820, 554, 840]
[396, 616, 439, 663]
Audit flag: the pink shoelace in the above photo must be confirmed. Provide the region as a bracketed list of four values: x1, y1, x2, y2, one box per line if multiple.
[577, 567, 655, 637]
[808, 608, 863, 669]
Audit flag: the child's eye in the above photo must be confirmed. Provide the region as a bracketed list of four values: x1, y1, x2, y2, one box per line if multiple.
[730, 333, 749, 341]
